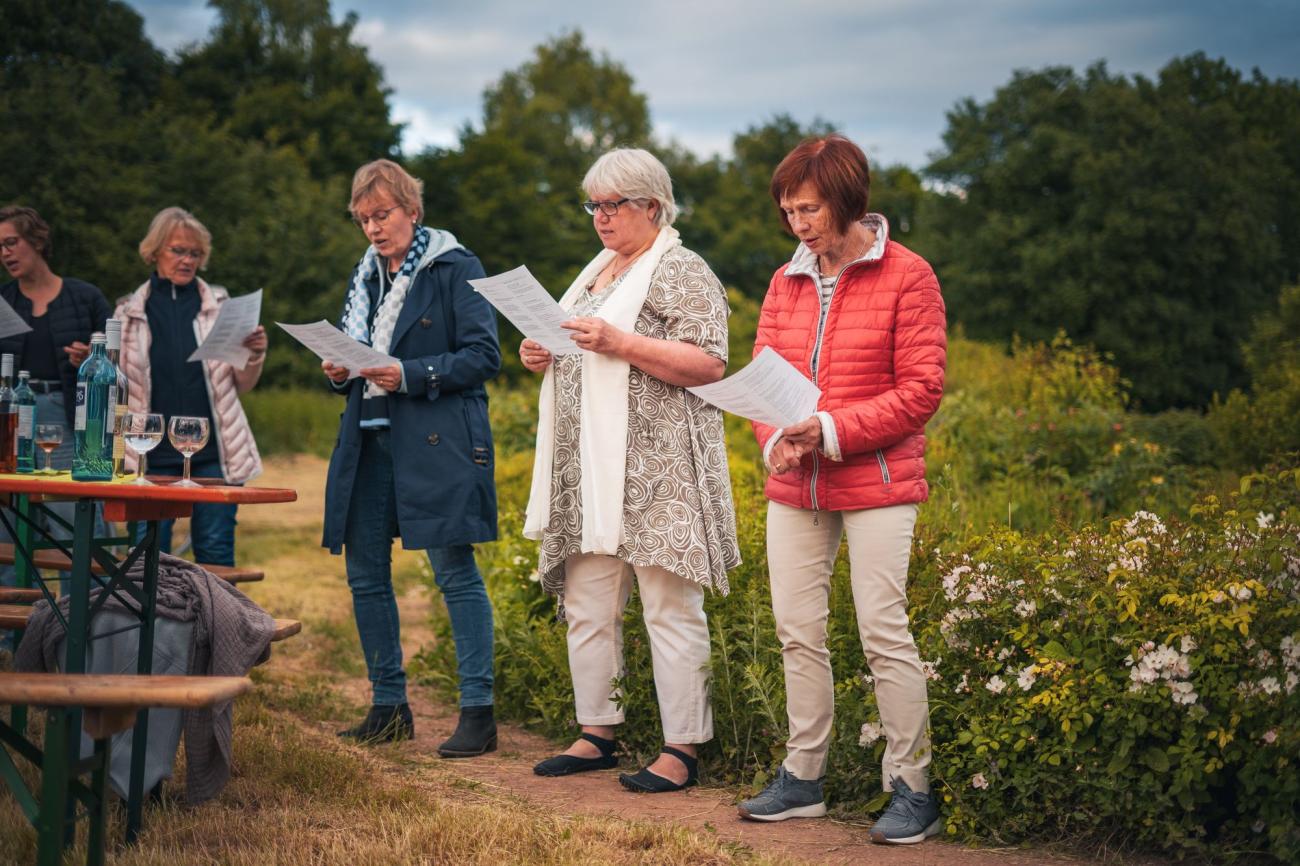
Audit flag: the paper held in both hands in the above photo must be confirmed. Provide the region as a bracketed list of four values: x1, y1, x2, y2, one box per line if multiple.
[687, 347, 820, 429]
[467, 265, 581, 355]
[276, 320, 398, 378]
[188, 288, 263, 368]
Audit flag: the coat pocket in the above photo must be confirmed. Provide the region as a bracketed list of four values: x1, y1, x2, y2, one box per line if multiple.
[461, 396, 493, 468]
[875, 449, 892, 485]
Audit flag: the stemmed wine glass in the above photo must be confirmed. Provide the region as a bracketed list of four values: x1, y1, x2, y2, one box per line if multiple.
[167, 416, 210, 487]
[34, 424, 63, 475]
[123, 412, 164, 485]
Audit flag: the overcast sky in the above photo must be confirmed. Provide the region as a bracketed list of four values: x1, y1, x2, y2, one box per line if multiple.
[126, 0, 1300, 168]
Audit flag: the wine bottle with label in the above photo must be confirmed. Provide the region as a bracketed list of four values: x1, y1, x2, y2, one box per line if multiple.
[0, 354, 17, 474]
[72, 333, 115, 481]
[14, 370, 36, 473]
[104, 318, 129, 476]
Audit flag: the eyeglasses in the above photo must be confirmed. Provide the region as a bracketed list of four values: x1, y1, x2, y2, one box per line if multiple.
[353, 206, 401, 229]
[582, 198, 632, 217]
[0, 237, 22, 250]
[165, 246, 204, 260]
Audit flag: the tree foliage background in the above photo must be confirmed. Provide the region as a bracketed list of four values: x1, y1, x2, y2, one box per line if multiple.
[1, 0, 1297, 411]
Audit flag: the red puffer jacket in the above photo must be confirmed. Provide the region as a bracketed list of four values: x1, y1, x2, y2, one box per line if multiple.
[752, 224, 946, 512]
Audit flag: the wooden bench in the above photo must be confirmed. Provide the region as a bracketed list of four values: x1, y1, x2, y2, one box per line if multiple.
[0, 604, 301, 643]
[0, 543, 265, 585]
[0, 672, 251, 866]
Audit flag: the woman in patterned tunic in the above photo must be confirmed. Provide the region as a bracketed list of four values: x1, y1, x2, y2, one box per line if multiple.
[520, 148, 740, 793]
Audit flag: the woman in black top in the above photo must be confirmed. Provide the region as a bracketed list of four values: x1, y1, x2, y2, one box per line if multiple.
[0, 205, 112, 463]
[0, 205, 112, 589]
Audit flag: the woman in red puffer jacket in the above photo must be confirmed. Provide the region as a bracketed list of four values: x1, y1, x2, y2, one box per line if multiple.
[737, 135, 947, 845]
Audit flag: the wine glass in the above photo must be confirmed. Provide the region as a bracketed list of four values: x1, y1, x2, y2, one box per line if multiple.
[34, 424, 64, 475]
[167, 416, 210, 488]
[123, 412, 164, 485]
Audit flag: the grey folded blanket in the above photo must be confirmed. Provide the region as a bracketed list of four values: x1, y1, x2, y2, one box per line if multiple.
[16, 553, 276, 803]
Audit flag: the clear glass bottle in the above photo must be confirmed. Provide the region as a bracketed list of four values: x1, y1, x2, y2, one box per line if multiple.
[72, 333, 115, 481]
[104, 318, 129, 476]
[14, 370, 36, 473]
[0, 354, 17, 474]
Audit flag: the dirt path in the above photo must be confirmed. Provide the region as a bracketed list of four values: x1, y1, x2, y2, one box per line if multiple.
[243, 455, 1119, 866]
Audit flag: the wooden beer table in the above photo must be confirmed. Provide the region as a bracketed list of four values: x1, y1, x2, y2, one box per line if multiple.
[0, 473, 296, 860]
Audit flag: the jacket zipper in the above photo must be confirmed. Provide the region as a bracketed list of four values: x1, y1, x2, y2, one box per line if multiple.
[193, 316, 227, 478]
[806, 259, 878, 522]
[875, 449, 891, 485]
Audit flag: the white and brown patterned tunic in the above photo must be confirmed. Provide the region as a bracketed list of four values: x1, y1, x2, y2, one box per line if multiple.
[538, 245, 740, 596]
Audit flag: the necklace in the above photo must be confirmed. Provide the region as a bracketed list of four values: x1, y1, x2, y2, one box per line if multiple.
[595, 244, 650, 290]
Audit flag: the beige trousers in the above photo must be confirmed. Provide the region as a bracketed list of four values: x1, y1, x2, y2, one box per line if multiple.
[766, 500, 930, 792]
[562, 553, 713, 743]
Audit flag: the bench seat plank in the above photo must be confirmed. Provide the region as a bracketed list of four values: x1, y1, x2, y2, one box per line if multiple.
[0, 673, 252, 709]
[0, 543, 264, 583]
[2, 604, 300, 644]
[0, 603, 29, 630]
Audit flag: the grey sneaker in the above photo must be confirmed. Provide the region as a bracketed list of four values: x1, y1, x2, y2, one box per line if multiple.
[737, 766, 827, 822]
[868, 777, 941, 844]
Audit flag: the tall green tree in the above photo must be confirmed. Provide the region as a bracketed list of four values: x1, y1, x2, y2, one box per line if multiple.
[926, 54, 1297, 409]
[172, 0, 400, 179]
[409, 31, 653, 294]
[0, 0, 165, 292]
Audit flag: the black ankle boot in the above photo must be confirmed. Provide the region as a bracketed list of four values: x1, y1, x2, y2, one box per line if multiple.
[338, 703, 414, 744]
[437, 705, 497, 758]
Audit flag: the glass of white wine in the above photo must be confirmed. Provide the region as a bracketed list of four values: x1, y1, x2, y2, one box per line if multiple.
[123, 412, 164, 485]
[167, 415, 210, 488]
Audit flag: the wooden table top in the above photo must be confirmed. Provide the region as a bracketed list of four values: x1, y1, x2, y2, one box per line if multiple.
[0, 473, 296, 505]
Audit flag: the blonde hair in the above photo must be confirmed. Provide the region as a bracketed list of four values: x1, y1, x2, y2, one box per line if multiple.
[350, 159, 424, 222]
[582, 148, 678, 227]
[138, 207, 212, 268]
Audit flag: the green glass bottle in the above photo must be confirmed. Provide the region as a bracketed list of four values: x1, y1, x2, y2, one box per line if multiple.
[14, 370, 36, 473]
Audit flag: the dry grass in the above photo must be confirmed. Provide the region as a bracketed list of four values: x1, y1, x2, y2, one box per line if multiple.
[0, 455, 791, 866]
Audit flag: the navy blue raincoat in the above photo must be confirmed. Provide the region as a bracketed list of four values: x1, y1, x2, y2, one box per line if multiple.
[322, 246, 500, 552]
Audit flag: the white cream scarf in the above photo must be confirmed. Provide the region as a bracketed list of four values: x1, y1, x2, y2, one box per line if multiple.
[524, 226, 682, 554]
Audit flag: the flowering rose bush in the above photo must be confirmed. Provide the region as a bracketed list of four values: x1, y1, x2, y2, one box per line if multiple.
[906, 465, 1300, 860]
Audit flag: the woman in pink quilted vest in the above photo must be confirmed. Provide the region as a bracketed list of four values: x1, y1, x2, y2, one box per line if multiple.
[116, 207, 267, 565]
[737, 135, 947, 844]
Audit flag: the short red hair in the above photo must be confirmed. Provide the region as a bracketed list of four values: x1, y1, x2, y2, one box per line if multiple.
[769, 134, 871, 236]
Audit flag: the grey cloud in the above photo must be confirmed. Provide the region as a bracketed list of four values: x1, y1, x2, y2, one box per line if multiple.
[129, 0, 1300, 166]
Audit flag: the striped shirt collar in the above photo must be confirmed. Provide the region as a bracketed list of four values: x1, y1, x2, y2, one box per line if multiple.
[785, 213, 890, 281]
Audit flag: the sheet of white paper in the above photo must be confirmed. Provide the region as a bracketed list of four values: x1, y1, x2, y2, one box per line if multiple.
[468, 265, 582, 355]
[0, 295, 33, 340]
[276, 320, 398, 378]
[687, 347, 821, 429]
[188, 288, 262, 368]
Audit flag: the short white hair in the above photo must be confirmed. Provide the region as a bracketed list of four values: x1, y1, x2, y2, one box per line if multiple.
[582, 148, 678, 228]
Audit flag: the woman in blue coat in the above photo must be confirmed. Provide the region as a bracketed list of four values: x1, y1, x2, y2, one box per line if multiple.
[322, 159, 500, 755]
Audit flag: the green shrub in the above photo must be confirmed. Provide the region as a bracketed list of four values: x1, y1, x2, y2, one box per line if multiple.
[243, 387, 341, 458]
[912, 463, 1300, 859]
[1208, 285, 1300, 469]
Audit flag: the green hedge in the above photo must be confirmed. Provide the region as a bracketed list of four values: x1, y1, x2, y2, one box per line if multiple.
[242, 387, 342, 458]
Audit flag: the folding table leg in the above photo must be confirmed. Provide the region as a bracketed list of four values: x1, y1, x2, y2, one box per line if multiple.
[125, 519, 161, 844]
[63, 499, 96, 848]
[36, 709, 71, 866]
[87, 736, 109, 866]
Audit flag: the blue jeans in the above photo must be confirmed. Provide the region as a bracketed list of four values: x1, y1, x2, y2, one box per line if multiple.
[134, 460, 239, 566]
[344, 429, 495, 708]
